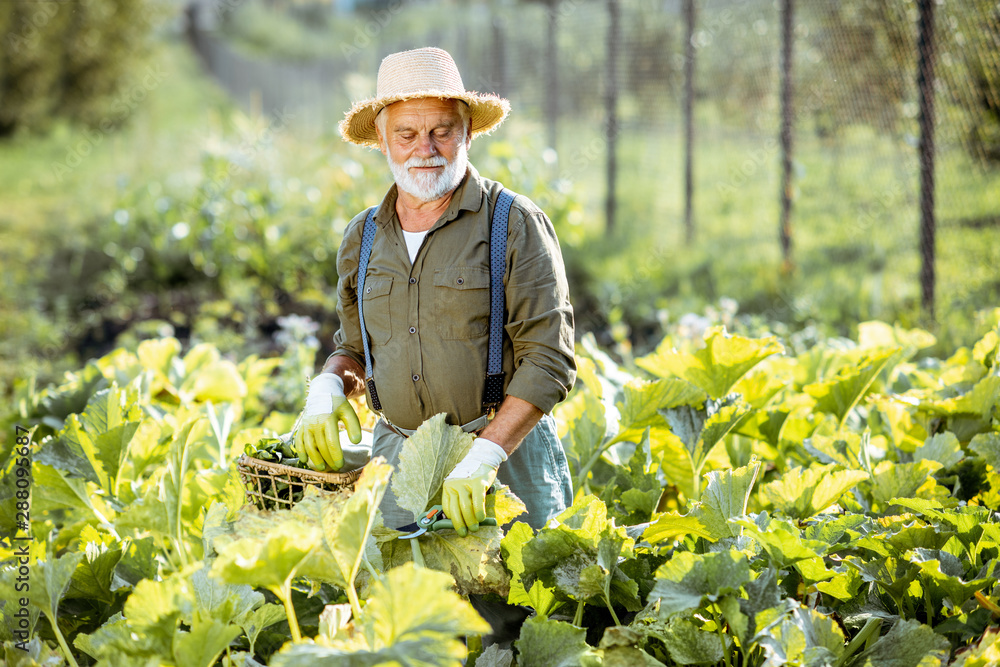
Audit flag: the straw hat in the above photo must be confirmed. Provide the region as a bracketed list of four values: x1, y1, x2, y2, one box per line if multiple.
[339, 47, 510, 148]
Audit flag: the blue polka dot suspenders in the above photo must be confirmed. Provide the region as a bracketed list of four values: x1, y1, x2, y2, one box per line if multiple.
[357, 188, 516, 416]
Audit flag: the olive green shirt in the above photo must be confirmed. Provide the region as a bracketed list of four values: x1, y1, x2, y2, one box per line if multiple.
[330, 164, 576, 430]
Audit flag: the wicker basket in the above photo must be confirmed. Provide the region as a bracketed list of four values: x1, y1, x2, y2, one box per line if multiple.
[237, 453, 364, 510]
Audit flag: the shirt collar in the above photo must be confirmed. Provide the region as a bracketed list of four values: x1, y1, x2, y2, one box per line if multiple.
[374, 163, 485, 227]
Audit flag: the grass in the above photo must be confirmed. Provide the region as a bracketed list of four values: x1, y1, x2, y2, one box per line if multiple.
[530, 110, 1000, 353]
[0, 33, 235, 392]
[2, 25, 998, 404]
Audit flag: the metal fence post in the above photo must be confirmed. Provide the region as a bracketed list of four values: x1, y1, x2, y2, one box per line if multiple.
[683, 0, 695, 245]
[779, 0, 794, 270]
[546, 0, 559, 152]
[917, 0, 937, 320]
[606, 0, 620, 235]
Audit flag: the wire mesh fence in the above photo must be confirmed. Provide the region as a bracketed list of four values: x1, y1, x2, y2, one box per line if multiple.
[188, 0, 1000, 334]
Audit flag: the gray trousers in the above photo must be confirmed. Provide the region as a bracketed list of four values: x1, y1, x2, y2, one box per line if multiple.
[372, 413, 574, 531]
[373, 413, 574, 649]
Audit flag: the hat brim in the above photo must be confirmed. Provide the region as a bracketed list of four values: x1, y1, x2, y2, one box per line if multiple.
[339, 90, 510, 148]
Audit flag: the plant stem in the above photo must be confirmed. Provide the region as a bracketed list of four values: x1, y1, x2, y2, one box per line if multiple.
[575, 441, 613, 494]
[714, 607, 731, 667]
[277, 579, 302, 642]
[835, 617, 882, 667]
[573, 600, 585, 627]
[346, 577, 363, 622]
[47, 614, 81, 667]
[603, 595, 621, 626]
[362, 556, 381, 581]
[409, 538, 425, 568]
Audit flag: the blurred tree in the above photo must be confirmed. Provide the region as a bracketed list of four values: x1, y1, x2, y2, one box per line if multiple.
[0, 0, 158, 137]
[944, 0, 1000, 164]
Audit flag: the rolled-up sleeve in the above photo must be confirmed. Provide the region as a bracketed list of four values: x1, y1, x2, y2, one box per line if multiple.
[503, 199, 577, 413]
[328, 213, 366, 370]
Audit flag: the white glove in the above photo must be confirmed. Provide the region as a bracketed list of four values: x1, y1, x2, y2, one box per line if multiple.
[304, 373, 345, 416]
[446, 438, 508, 480]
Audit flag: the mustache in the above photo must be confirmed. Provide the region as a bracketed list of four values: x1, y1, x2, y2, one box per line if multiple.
[405, 156, 448, 168]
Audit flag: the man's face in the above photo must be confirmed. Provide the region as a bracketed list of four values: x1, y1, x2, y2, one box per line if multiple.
[376, 98, 471, 202]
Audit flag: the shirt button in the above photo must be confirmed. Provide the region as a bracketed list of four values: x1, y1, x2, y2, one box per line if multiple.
[456, 277, 464, 285]
[366, 286, 372, 293]
[409, 277, 416, 284]
[412, 374, 420, 382]
[409, 326, 416, 334]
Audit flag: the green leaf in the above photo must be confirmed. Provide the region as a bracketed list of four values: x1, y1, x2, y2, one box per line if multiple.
[867, 461, 939, 511]
[30, 462, 94, 515]
[123, 564, 195, 633]
[916, 432, 963, 469]
[643, 512, 714, 545]
[616, 378, 706, 433]
[73, 613, 153, 662]
[644, 461, 759, 545]
[651, 550, 751, 617]
[474, 645, 515, 667]
[734, 514, 830, 571]
[212, 520, 320, 591]
[562, 391, 608, 473]
[27, 551, 85, 622]
[137, 337, 182, 377]
[600, 430, 662, 524]
[756, 606, 845, 666]
[489, 484, 528, 526]
[759, 465, 868, 520]
[40, 383, 144, 493]
[699, 399, 753, 453]
[637, 326, 784, 399]
[660, 397, 752, 498]
[804, 348, 898, 425]
[344, 564, 490, 667]
[172, 611, 243, 667]
[502, 521, 559, 616]
[238, 603, 286, 655]
[656, 615, 724, 665]
[191, 565, 263, 626]
[969, 432, 1000, 470]
[271, 562, 490, 667]
[64, 541, 123, 605]
[514, 615, 599, 667]
[852, 618, 950, 666]
[332, 460, 392, 575]
[910, 549, 993, 608]
[923, 375, 1000, 422]
[394, 414, 474, 523]
[417, 525, 511, 597]
[519, 497, 638, 610]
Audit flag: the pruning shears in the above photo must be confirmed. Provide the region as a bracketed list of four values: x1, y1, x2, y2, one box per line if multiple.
[398, 505, 497, 539]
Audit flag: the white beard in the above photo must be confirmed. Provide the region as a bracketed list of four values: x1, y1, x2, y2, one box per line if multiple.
[387, 141, 468, 202]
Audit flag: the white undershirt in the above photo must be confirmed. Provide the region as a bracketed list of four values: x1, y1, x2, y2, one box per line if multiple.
[401, 229, 429, 264]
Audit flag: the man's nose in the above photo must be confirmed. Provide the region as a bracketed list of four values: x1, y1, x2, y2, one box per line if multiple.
[415, 133, 437, 157]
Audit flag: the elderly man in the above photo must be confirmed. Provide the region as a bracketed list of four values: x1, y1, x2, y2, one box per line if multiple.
[295, 47, 574, 575]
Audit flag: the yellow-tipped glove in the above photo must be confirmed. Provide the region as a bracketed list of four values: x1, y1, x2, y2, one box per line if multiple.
[294, 373, 361, 472]
[442, 438, 508, 537]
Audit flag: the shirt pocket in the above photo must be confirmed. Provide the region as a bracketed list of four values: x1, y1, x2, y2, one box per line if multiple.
[433, 267, 490, 340]
[361, 276, 393, 345]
